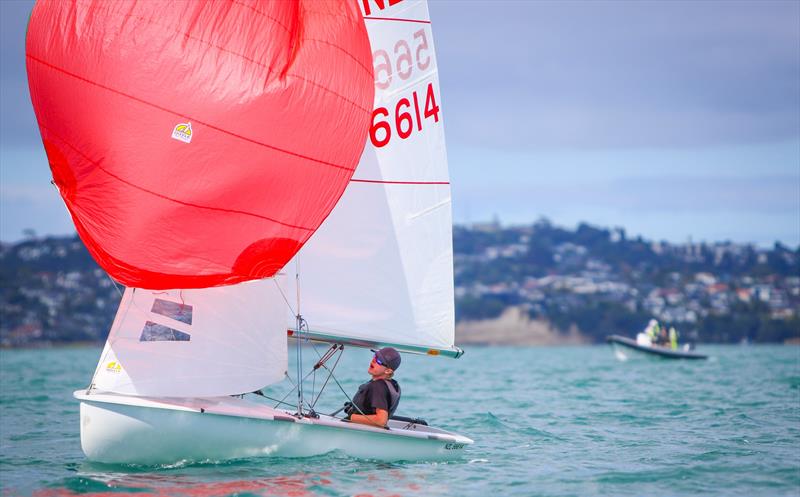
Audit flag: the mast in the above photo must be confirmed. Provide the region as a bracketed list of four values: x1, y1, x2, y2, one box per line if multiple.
[295, 263, 304, 416]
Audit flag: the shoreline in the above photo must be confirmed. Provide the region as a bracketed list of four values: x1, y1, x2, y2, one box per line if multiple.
[456, 306, 591, 346]
[3, 325, 798, 350]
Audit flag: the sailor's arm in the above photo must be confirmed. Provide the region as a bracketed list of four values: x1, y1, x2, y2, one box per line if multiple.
[350, 408, 389, 427]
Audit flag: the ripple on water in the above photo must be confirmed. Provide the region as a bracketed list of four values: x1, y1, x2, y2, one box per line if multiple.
[783, 375, 800, 389]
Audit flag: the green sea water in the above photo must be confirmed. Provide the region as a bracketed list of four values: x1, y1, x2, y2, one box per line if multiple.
[1, 345, 798, 497]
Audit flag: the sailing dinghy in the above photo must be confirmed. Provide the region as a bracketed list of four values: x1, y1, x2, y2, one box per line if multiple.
[27, 0, 472, 463]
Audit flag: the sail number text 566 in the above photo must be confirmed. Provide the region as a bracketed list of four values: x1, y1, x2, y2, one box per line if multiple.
[373, 28, 431, 90]
[370, 83, 440, 148]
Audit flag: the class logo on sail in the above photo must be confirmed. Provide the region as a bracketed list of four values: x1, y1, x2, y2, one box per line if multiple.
[171, 122, 193, 143]
[105, 361, 122, 373]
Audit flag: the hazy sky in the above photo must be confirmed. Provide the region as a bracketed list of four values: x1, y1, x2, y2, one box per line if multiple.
[1, 0, 798, 246]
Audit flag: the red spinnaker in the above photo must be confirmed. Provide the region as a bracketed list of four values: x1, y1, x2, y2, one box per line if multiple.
[26, 0, 374, 289]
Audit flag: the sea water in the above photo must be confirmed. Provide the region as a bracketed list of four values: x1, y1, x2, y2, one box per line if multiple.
[1, 345, 798, 497]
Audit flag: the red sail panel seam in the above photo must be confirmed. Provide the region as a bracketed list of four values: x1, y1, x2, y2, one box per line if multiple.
[287, 72, 372, 113]
[363, 17, 431, 24]
[350, 179, 449, 185]
[118, 9, 370, 84]
[82, 11, 288, 81]
[41, 8, 373, 113]
[27, 54, 359, 173]
[121, 9, 372, 110]
[41, 126, 316, 232]
[230, 0, 293, 33]
[305, 38, 373, 76]
[287, 8, 375, 77]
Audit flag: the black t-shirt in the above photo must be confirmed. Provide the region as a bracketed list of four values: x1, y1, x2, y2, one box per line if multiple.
[351, 379, 399, 416]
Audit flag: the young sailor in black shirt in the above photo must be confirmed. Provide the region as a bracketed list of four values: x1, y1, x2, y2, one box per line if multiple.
[347, 347, 401, 427]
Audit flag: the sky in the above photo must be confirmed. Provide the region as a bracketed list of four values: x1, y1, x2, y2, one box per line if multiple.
[1, 0, 798, 247]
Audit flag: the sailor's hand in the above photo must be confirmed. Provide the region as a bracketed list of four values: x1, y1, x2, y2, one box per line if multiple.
[343, 402, 354, 416]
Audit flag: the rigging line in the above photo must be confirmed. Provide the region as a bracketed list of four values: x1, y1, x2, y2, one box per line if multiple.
[319, 362, 368, 418]
[311, 341, 338, 365]
[310, 345, 344, 409]
[307, 341, 338, 400]
[308, 342, 324, 407]
[272, 277, 295, 316]
[274, 372, 298, 409]
[273, 342, 341, 412]
[277, 367, 319, 410]
[309, 343, 343, 404]
[274, 362, 320, 410]
[308, 341, 330, 406]
[311, 367, 317, 409]
[309, 342, 324, 404]
[108, 275, 125, 301]
[270, 342, 348, 416]
[252, 391, 296, 409]
[283, 371, 297, 389]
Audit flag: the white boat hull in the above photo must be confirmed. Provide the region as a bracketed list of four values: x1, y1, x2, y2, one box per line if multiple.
[608, 335, 708, 361]
[76, 391, 472, 464]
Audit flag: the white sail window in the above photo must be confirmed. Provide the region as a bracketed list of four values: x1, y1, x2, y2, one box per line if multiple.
[139, 321, 191, 342]
[150, 299, 193, 325]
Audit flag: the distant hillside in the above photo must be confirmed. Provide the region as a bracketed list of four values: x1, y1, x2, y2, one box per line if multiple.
[454, 219, 799, 344]
[0, 237, 118, 346]
[1, 222, 798, 347]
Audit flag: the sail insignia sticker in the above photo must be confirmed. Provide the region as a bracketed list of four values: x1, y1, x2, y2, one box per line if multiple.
[171, 122, 193, 143]
[105, 361, 122, 373]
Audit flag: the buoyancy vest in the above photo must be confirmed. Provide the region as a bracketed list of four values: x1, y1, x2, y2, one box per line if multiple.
[351, 379, 401, 417]
[669, 327, 678, 350]
[383, 379, 401, 417]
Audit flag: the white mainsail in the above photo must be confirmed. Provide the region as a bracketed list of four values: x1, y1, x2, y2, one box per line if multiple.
[286, 0, 459, 357]
[91, 278, 288, 397]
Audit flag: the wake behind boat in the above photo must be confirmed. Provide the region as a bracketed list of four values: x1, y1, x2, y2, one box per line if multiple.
[606, 334, 708, 360]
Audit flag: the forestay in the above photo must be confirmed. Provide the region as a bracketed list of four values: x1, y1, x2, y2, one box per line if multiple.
[286, 0, 458, 357]
[91, 279, 288, 397]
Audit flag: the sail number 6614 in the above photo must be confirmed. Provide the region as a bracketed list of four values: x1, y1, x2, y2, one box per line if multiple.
[370, 82, 440, 148]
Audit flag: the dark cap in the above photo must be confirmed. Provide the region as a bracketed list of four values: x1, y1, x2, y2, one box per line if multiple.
[372, 347, 401, 370]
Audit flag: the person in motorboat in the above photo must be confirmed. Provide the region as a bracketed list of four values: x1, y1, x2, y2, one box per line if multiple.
[669, 327, 678, 350]
[345, 347, 401, 428]
[658, 325, 670, 347]
[645, 319, 660, 343]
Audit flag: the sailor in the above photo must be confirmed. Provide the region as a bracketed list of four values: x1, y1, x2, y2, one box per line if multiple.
[669, 327, 678, 350]
[345, 347, 401, 428]
[658, 325, 669, 346]
[645, 319, 659, 343]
